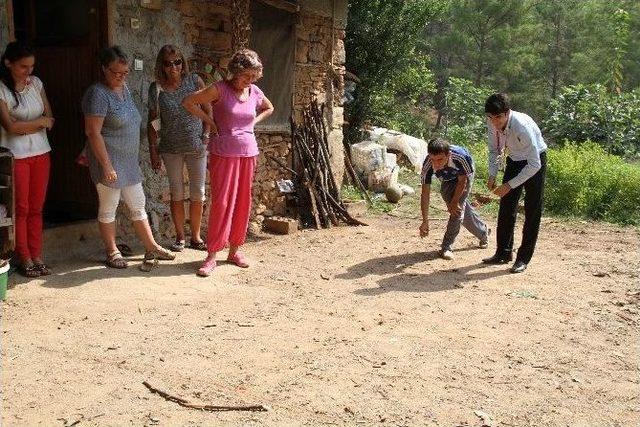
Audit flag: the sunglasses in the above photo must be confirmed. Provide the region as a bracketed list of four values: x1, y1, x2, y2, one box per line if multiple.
[163, 59, 183, 67]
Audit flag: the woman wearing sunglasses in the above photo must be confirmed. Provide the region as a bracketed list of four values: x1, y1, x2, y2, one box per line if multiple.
[82, 46, 175, 270]
[147, 45, 211, 253]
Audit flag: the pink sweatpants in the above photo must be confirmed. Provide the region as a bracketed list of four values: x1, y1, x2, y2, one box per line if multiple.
[14, 153, 50, 261]
[207, 154, 257, 253]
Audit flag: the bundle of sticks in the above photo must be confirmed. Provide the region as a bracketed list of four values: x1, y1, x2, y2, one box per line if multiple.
[289, 100, 367, 229]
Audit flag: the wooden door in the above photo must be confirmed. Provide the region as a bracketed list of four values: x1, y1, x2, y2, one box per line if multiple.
[13, 0, 107, 223]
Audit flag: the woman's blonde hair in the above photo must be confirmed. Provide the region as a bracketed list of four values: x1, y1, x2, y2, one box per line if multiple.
[154, 44, 189, 83]
[227, 49, 263, 81]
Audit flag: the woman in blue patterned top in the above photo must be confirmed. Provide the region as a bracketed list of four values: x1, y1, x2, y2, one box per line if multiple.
[82, 46, 175, 270]
[147, 45, 210, 252]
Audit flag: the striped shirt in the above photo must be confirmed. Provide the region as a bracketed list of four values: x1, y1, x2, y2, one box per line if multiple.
[421, 145, 474, 185]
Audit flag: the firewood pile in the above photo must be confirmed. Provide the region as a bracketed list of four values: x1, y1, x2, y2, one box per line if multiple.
[289, 100, 367, 229]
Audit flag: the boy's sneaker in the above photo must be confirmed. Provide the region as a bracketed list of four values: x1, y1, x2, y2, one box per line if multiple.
[479, 227, 491, 249]
[439, 249, 454, 260]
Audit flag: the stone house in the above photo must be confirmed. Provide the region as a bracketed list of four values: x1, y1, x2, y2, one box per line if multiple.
[0, 0, 347, 238]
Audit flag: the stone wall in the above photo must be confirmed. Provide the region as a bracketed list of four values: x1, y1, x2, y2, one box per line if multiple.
[107, 0, 194, 238]
[249, 6, 348, 223]
[294, 12, 347, 190]
[0, 0, 347, 238]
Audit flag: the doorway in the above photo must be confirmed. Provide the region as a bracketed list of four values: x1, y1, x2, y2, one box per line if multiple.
[12, 0, 108, 224]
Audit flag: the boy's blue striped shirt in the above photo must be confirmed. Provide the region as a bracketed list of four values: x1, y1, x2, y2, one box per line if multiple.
[421, 145, 474, 185]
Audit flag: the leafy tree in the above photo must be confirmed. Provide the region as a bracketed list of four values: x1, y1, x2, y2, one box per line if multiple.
[609, 8, 631, 93]
[543, 84, 640, 156]
[345, 0, 445, 137]
[447, 0, 528, 86]
[531, 0, 580, 99]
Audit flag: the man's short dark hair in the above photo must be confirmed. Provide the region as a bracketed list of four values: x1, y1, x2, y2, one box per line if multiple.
[485, 93, 510, 115]
[428, 138, 451, 155]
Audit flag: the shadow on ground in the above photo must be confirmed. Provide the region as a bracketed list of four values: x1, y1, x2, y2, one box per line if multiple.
[336, 251, 512, 295]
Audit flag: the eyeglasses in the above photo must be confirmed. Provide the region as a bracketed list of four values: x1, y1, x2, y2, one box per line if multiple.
[163, 59, 183, 68]
[107, 67, 129, 78]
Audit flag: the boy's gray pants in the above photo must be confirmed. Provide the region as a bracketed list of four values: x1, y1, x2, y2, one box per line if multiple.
[440, 174, 488, 251]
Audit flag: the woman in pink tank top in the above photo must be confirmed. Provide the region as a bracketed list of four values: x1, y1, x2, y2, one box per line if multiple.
[183, 49, 273, 277]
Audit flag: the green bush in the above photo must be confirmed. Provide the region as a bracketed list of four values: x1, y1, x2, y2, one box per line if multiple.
[466, 142, 490, 181]
[545, 142, 640, 225]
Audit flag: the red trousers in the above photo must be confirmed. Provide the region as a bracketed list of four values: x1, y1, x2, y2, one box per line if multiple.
[14, 153, 50, 261]
[207, 155, 257, 253]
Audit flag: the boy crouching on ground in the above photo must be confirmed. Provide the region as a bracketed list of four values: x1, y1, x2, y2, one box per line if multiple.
[419, 138, 490, 259]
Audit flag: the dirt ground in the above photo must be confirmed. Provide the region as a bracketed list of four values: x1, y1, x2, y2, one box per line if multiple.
[1, 209, 639, 426]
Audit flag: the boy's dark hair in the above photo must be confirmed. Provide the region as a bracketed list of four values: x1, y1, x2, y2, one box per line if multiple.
[428, 138, 451, 155]
[485, 93, 510, 115]
[98, 46, 128, 68]
[0, 41, 35, 107]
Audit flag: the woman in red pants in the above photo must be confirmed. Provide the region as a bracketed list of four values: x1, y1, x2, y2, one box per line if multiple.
[183, 49, 273, 277]
[0, 42, 54, 278]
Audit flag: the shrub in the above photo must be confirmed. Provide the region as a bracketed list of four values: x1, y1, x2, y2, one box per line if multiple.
[466, 142, 490, 181]
[545, 142, 640, 225]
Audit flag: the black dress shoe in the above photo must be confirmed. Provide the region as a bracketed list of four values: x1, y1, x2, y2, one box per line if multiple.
[510, 260, 528, 273]
[482, 253, 513, 264]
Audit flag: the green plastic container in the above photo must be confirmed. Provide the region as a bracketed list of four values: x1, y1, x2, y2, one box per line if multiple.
[0, 262, 9, 300]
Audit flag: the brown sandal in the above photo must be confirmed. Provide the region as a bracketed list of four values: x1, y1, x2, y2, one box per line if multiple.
[146, 247, 176, 261]
[18, 263, 41, 278]
[139, 254, 158, 272]
[106, 251, 128, 269]
[34, 263, 52, 276]
[189, 240, 207, 251]
[116, 243, 134, 257]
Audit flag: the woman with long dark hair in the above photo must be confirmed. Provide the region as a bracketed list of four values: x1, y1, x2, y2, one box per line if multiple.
[0, 42, 54, 278]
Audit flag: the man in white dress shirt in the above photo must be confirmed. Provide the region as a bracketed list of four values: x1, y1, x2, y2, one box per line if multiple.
[482, 93, 547, 273]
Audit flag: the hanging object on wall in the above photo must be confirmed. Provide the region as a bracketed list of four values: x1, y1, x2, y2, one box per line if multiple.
[188, 56, 225, 86]
[140, 0, 162, 10]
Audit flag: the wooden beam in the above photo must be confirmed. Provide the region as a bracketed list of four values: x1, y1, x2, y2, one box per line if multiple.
[257, 0, 299, 14]
[6, 0, 15, 41]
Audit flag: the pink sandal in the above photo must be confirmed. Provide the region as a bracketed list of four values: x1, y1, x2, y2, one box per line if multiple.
[197, 257, 217, 277]
[227, 252, 249, 268]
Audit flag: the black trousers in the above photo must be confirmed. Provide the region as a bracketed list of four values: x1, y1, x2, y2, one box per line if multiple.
[496, 151, 547, 264]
